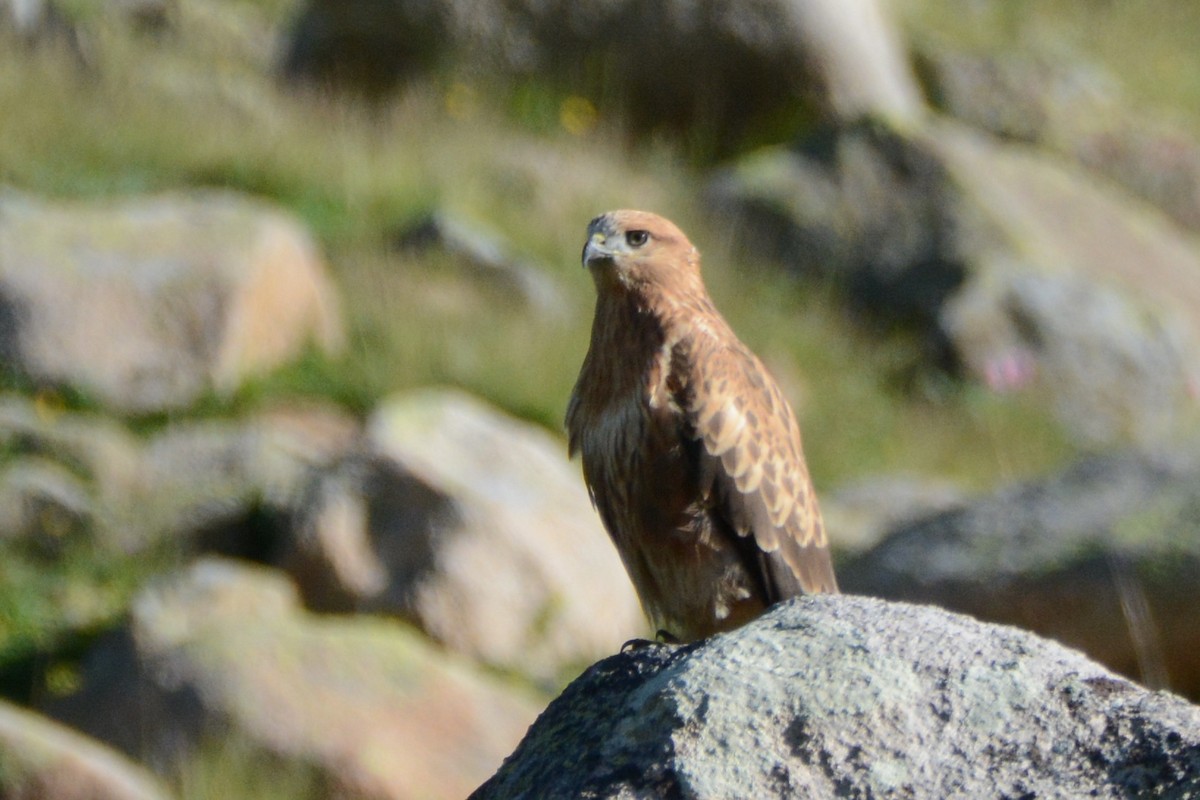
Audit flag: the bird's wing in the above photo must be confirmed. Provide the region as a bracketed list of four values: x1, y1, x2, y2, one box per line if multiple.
[671, 334, 838, 598]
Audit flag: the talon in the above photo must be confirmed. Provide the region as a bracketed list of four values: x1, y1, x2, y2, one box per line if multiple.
[620, 637, 659, 653]
[620, 629, 683, 653]
[655, 629, 682, 644]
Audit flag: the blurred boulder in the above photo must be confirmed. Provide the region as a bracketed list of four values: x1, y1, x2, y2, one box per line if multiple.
[710, 119, 1200, 444]
[931, 123, 1200, 443]
[0, 456, 93, 549]
[0, 698, 171, 800]
[822, 473, 966, 554]
[47, 558, 540, 800]
[0, 393, 142, 495]
[0, 395, 363, 692]
[282, 0, 921, 155]
[1074, 122, 1200, 234]
[0, 394, 141, 545]
[785, 0, 923, 123]
[472, 594, 1200, 798]
[280, 0, 449, 95]
[1, 0, 59, 37]
[918, 47, 1120, 149]
[285, 388, 644, 683]
[0, 0, 173, 43]
[131, 401, 359, 554]
[709, 120, 958, 316]
[920, 47, 1200, 233]
[0, 392, 357, 556]
[0, 0, 90, 64]
[392, 211, 567, 317]
[839, 446, 1200, 701]
[0, 190, 344, 414]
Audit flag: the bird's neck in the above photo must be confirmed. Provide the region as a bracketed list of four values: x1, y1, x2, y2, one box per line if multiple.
[585, 288, 668, 392]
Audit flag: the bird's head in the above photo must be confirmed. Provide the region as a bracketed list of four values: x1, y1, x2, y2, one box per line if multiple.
[582, 210, 703, 295]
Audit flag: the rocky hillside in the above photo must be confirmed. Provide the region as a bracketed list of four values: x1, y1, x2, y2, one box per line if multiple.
[1, 0, 1199, 798]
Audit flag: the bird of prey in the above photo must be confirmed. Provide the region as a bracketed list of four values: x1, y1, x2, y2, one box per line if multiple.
[567, 210, 838, 643]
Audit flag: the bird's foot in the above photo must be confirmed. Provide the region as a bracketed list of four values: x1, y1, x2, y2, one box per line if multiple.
[620, 629, 682, 653]
[656, 628, 682, 645]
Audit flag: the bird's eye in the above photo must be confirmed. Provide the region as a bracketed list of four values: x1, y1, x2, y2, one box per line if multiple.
[625, 230, 650, 248]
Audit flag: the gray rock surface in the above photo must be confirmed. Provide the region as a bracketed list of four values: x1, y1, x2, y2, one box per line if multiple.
[47, 558, 541, 800]
[0, 698, 172, 800]
[0, 189, 344, 413]
[472, 594, 1200, 799]
[919, 46, 1200, 233]
[918, 47, 1120, 149]
[1, 0, 172, 43]
[821, 473, 966, 554]
[840, 446, 1200, 701]
[0, 0, 91, 66]
[0, 394, 143, 494]
[931, 123, 1200, 444]
[285, 388, 644, 682]
[2, 0, 64, 39]
[0, 394, 143, 554]
[0, 393, 358, 554]
[133, 401, 358, 553]
[0, 456, 93, 547]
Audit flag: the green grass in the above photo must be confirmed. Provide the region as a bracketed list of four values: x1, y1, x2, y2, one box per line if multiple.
[0, 534, 171, 702]
[174, 733, 324, 800]
[896, 0, 1200, 130]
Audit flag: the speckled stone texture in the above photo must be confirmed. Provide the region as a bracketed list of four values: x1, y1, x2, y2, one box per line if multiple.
[471, 595, 1200, 799]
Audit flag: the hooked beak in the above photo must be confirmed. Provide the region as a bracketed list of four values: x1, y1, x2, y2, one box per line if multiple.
[582, 228, 613, 268]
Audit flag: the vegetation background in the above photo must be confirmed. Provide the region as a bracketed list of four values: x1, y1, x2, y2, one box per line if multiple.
[1, 0, 1199, 796]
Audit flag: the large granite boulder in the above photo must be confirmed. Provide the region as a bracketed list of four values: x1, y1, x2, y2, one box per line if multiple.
[0, 394, 132, 548]
[821, 473, 966, 554]
[0, 190, 344, 414]
[0, 699, 171, 800]
[919, 46, 1200, 233]
[131, 401, 359, 553]
[839, 446, 1200, 701]
[710, 119, 1200, 445]
[285, 388, 644, 683]
[47, 558, 541, 800]
[0, 393, 357, 553]
[472, 594, 1200, 798]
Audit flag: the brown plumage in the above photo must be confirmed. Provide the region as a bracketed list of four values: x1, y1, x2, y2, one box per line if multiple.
[566, 210, 838, 642]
